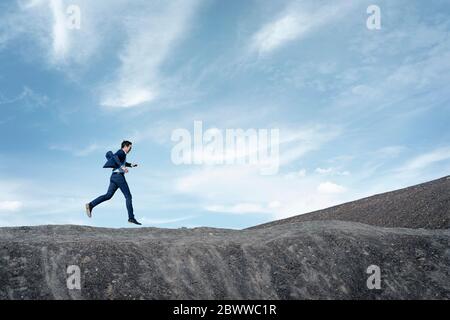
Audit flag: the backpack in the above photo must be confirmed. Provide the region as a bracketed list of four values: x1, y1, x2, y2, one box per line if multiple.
[105, 151, 114, 160]
[103, 151, 116, 168]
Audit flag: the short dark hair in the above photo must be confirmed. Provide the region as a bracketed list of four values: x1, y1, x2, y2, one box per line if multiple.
[121, 140, 132, 148]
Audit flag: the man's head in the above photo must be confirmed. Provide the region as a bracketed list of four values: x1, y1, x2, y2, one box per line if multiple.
[121, 140, 133, 154]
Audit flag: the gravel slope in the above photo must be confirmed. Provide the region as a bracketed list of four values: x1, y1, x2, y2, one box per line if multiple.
[247, 176, 450, 230]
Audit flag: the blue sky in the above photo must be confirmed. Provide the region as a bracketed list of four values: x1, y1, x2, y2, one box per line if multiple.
[1, 0, 449, 229]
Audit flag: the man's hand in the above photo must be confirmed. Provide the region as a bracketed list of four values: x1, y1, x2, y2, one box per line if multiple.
[122, 166, 129, 173]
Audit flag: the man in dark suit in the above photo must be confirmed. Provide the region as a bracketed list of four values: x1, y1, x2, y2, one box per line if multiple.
[86, 140, 142, 225]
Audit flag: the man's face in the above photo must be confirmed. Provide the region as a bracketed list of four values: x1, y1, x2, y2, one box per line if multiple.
[124, 145, 132, 154]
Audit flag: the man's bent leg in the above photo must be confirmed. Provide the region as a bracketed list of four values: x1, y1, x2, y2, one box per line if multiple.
[90, 179, 118, 209]
[115, 174, 134, 220]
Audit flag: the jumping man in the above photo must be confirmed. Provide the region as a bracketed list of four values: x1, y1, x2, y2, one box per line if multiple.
[85, 140, 142, 225]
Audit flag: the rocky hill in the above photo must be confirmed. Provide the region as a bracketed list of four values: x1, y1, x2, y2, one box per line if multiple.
[248, 175, 450, 231]
[0, 176, 449, 300]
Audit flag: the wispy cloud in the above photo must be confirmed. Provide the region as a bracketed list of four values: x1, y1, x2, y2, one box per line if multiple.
[315, 167, 350, 176]
[398, 147, 450, 172]
[205, 202, 279, 215]
[0, 86, 48, 107]
[100, 0, 202, 108]
[48, 0, 68, 61]
[140, 215, 197, 226]
[278, 125, 341, 165]
[251, 0, 355, 55]
[49, 142, 102, 157]
[251, 12, 309, 55]
[2, 0, 98, 66]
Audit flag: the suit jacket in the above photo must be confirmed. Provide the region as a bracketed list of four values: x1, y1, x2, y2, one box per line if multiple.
[103, 149, 132, 169]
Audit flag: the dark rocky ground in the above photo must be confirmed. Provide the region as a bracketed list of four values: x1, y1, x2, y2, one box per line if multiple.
[0, 176, 449, 299]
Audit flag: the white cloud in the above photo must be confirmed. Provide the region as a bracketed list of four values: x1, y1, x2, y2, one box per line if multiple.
[0, 86, 48, 107]
[49, 142, 102, 157]
[18, 0, 47, 10]
[206, 200, 283, 215]
[278, 125, 341, 165]
[101, 86, 156, 109]
[205, 203, 271, 214]
[0, 177, 102, 226]
[284, 169, 307, 179]
[251, 1, 354, 55]
[0, 0, 110, 68]
[0, 180, 26, 215]
[376, 146, 407, 158]
[140, 215, 196, 225]
[100, 0, 202, 108]
[0, 201, 23, 212]
[315, 167, 333, 174]
[252, 13, 310, 55]
[399, 147, 450, 172]
[49, 0, 68, 61]
[268, 200, 281, 208]
[317, 181, 346, 194]
[315, 167, 350, 176]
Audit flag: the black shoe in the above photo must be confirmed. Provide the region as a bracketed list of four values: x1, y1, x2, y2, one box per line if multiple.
[128, 218, 142, 225]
